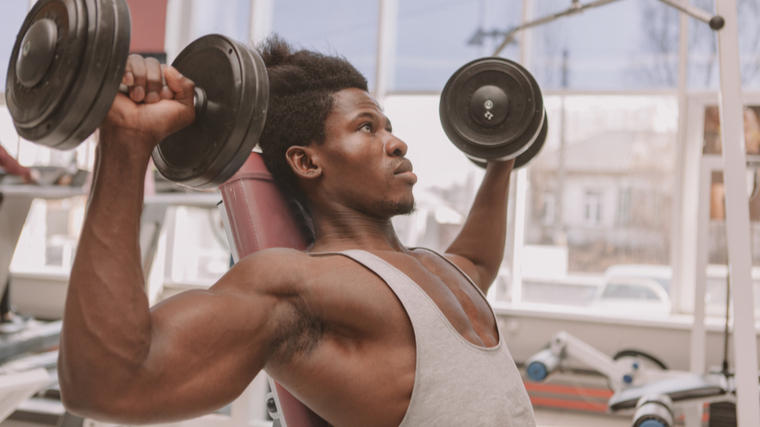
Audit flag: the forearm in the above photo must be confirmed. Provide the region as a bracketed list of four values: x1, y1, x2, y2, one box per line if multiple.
[60, 128, 154, 408]
[0, 145, 29, 177]
[446, 160, 513, 285]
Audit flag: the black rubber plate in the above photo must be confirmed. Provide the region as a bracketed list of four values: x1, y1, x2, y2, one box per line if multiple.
[6, 0, 131, 149]
[440, 57, 544, 162]
[469, 111, 548, 170]
[152, 35, 268, 189]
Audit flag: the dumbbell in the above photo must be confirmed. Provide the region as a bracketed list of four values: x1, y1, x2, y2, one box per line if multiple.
[5, 0, 268, 189]
[440, 57, 548, 169]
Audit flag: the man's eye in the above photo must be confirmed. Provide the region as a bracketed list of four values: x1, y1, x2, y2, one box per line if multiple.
[360, 124, 372, 133]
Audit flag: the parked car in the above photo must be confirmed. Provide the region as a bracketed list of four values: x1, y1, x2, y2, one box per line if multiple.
[603, 264, 672, 294]
[591, 265, 673, 315]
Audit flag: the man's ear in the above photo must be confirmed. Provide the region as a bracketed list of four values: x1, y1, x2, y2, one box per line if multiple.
[286, 144, 322, 180]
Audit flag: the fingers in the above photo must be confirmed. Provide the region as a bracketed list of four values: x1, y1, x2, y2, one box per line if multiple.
[144, 57, 163, 104]
[125, 55, 146, 102]
[123, 55, 169, 104]
[160, 65, 173, 100]
[164, 65, 195, 109]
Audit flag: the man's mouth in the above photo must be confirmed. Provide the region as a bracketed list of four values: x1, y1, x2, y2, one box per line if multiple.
[394, 160, 414, 175]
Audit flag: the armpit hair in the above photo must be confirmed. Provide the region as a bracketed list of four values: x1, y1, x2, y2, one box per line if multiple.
[269, 299, 324, 364]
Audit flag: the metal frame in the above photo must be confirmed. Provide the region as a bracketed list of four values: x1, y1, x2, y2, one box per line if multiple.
[713, 1, 760, 424]
[492, 0, 722, 56]
[375, 0, 399, 106]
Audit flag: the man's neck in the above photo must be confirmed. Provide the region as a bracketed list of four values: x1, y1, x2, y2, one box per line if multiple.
[308, 208, 407, 253]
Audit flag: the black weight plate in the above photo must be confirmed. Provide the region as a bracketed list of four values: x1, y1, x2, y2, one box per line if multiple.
[6, 0, 131, 150]
[514, 110, 548, 169]
[468, 111, 548, 170]
[440, 57, 543, 162]
[152, 35, 269, 189]
[6, 0, 88, 140]
[66, 0, 130, 146]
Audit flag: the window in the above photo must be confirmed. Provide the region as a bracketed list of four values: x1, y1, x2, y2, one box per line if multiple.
[617, 187, 632, 226]
[392, 0, 522, 93]
[271, 0, 380, 92]
[583, 191, 603, 226]
[0, 0, 30, 94]
[700, 104, 760, 316]
[531, 0, 680, 90]
[521, 95, 677, 310]
[687, 0, 760, 90]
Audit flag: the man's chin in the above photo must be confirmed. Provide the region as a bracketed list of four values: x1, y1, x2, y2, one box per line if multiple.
[373, 197, 416, 218]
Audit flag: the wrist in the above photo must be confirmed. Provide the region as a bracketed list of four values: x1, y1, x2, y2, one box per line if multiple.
[98, 125, 156, 163]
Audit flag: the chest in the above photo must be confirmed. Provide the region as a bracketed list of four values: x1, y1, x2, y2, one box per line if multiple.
[317, 252, 499, 349]
[268, 252, 503, 427]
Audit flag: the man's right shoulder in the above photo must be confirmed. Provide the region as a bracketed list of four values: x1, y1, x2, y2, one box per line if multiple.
[216, 248, 338, 297]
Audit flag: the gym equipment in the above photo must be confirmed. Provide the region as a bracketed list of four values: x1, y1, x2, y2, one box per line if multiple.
[522, 331, 682, 392]
[489, 0, 724, 57]
[632, 394, 674, 427]
[525, 332, 735, 426]
[440, 57, 548, 169]
[6, 0, 131, 150]
[5, 0, 269, 190]
[218, 153, 327, 427]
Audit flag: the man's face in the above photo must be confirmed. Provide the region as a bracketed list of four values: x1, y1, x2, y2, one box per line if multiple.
[314, 88, 417, 218]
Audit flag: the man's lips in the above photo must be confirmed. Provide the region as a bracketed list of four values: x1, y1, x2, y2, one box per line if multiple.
[394, 160, 417, 184]
[394, 160, 414, 175]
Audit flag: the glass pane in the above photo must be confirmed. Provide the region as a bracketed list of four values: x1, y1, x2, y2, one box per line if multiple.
[0, 1, 29, 94]
[271, 0, 380, 92]
[532, 0, 679, 90]
[702, 104, 760, 316]
[522, 95, 677, 314]
[186, 0, 251, 44]
[688, 0, 760, 90]
[392, 0, 523, 93]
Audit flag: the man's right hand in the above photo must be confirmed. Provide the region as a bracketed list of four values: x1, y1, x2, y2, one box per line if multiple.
[100, 55, 196, 156]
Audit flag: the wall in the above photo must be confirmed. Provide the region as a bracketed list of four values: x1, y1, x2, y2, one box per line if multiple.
[126, 0, 169, 54]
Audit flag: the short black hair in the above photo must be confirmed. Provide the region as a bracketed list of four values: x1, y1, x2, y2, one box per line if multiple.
[255, 35, 368, 205]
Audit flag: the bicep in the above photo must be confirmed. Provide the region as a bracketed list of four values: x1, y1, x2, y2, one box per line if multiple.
[119, 261, 293, 422]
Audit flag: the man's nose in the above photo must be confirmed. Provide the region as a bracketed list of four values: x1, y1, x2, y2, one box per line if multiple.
[385, 135, 408, 157]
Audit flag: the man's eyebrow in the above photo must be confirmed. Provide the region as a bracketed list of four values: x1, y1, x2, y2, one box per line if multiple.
[351, 111, 391, 130]
[351, 111, 379, 122]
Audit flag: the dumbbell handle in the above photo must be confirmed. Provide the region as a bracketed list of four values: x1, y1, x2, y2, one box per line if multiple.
[117, 84, 209, 119]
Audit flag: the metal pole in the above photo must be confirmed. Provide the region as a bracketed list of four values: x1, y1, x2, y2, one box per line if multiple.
[494, 0, 722, 57]
[673, 0, 689, 317]
[249, 0, 274, 46]
[375, 0, 399, 107]
[493, 0, 622, 56]
[656, 0, 723, 27]
[555, 50, 568, 245]
[714, 0, 760, 425]
[508, 0, 535, 305]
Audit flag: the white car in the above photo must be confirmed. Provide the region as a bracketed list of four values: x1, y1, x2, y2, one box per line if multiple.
[591, 275, 672, 315]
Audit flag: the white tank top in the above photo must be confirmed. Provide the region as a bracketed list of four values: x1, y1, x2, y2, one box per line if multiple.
[331, 249, 536, 426]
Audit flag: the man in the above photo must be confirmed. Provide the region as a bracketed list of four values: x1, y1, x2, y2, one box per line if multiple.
[59, 37, 535, 426]
[0, 143, 36, 183]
